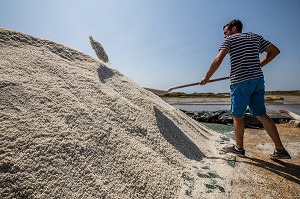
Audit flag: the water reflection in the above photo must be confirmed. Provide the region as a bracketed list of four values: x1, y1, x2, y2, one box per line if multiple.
[162, 97, 300, 115]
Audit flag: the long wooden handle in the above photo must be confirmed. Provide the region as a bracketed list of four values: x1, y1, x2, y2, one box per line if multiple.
[167, 76, 230, 92]
[279, 109, 300, 120]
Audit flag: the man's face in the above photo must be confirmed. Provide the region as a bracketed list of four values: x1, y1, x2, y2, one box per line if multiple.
[223, 26, 234, 38]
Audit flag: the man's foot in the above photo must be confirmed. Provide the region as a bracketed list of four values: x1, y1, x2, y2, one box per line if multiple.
[270, 149, 291, 159]
[221, 145, 245, 157]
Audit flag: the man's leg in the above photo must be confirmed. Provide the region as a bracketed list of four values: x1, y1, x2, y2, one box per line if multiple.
[221, 115, 246, 157]
[227, 80, 251, 156]
[233, 116, 245, 149]
[256, 114, 284, 149]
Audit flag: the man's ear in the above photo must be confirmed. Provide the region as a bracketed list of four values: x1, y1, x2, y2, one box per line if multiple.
[232, 26, 237, 33]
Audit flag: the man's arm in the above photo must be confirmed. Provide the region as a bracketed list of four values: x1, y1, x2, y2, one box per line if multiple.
[200, 49, 227, 85]
[260, 44, 280, 67]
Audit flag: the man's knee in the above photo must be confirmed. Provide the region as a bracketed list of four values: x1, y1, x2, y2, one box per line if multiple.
[256, 114, 269, 122]
[233, 116, 244, 123]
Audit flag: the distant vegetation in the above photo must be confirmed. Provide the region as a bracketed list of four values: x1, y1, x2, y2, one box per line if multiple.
[265, 90, 300, 96]
[160, 92, 230, 98]
[145, 88, 300, 98]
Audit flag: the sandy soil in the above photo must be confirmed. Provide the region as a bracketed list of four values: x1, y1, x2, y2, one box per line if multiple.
[230, 123, 300, 199]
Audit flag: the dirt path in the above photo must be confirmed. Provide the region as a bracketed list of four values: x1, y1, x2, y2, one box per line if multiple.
[230, 123, 300, 198]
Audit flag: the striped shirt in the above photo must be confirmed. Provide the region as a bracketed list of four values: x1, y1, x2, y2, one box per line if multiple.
[220, 32, 271, 84]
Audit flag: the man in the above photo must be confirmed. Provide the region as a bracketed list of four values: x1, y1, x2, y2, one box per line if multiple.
[200, 19, 291, 159]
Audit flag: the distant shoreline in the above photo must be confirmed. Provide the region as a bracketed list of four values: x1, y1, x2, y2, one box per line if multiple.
[145, 88, 300, 98]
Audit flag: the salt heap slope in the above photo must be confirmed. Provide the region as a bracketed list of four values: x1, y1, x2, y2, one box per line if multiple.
[0, 28, 220, 198]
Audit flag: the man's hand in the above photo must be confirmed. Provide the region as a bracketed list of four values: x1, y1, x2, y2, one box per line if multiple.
[260, 44, 280, 67]
[200, 76, 210, 85]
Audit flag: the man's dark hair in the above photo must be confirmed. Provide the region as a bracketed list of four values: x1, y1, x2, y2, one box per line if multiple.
[223, 19, 243, 32]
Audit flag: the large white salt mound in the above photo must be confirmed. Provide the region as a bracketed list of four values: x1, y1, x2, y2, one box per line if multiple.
[0, 28, 230, 198]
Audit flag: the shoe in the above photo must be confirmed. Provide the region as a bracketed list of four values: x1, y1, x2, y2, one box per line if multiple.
[270, 149, 291, 159]
[222, 145, 245, 157]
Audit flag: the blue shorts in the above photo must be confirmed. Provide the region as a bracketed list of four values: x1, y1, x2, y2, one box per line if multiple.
[230, 77, 266, 117]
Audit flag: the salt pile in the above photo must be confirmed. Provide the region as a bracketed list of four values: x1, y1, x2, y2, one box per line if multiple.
[0, 28, 234, 198]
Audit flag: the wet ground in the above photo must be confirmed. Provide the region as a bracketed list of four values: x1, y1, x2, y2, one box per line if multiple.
[162, 95, 300, 115]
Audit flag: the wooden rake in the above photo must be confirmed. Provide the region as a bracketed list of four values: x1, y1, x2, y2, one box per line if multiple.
[167, 76, 230, 92]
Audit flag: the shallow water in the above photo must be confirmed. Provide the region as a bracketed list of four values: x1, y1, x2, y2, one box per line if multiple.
[163, 97, 300, 115]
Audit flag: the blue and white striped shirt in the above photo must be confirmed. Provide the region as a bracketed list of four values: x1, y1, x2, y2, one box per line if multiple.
[220, 32, 271, 84]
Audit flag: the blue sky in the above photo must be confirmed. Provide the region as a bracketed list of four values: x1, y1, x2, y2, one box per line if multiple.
[1, 0, 299, 93]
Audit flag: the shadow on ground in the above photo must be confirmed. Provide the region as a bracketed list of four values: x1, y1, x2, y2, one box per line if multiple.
[239, 157, 300, 184]
[97, 65, 114, 83]
[154, 107, 204, 161]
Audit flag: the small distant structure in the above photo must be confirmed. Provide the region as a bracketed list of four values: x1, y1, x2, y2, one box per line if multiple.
[89, 36, 109, 63]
